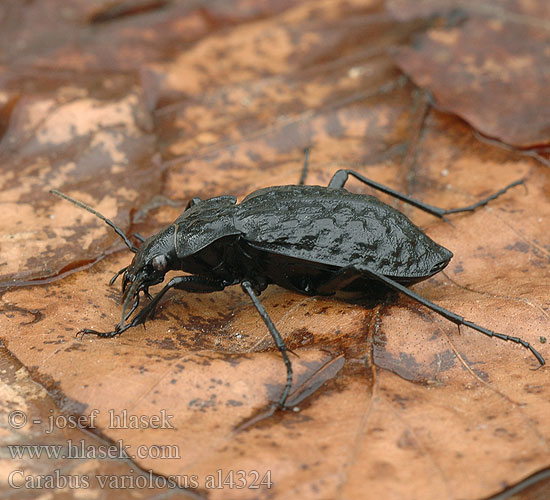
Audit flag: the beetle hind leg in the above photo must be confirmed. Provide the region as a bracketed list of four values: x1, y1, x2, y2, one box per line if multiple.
[354, 265, 545, 368]
[328, 169, 523, 219]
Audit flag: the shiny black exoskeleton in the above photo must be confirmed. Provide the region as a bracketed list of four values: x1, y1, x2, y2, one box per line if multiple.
[51, 160, 545, 408]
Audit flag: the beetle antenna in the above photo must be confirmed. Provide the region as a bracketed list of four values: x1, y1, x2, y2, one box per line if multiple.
[50, 189, 138, 253]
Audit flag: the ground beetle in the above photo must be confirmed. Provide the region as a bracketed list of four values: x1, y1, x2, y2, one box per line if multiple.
[51, 151, 545, 408]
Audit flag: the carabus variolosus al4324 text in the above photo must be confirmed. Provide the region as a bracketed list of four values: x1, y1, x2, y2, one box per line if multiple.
[52, 152, 545, 408]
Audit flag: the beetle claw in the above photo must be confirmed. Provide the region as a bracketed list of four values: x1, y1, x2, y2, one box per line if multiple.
[77, 328, 122, 339]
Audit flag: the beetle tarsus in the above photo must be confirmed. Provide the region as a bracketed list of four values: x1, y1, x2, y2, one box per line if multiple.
[443, 178, 524, 215]
[77, 328, 122, 339]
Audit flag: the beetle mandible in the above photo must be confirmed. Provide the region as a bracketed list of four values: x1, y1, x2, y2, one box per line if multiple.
[51, 151, 545, 408]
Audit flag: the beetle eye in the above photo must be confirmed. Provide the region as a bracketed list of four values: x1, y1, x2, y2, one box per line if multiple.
[152, 254, 168, 272]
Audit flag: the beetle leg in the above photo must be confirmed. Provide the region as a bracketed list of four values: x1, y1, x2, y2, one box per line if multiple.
[354, 265, 545, 368]
[241, 280, 293, 409]
[125, 275, 226, 327]
[298, 147, 311, 185]
[124, 293, 141, 321]
[78, 321, 136, 339]
[185, 197, 203, 210]
[78, 328, 121, 339]
[109, 266, 128, 286]
[328, 169, 523, 219]
[79, 276, 226, 338]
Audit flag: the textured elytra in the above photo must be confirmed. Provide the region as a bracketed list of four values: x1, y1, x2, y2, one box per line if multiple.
[174, 196, 239, 258]
[235, 185, 451, 279]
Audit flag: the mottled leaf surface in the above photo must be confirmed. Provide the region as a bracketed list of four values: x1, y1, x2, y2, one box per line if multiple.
[389, 0, 550, 148]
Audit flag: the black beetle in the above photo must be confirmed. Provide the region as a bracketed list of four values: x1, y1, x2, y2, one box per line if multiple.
[51, 155, 545, 407]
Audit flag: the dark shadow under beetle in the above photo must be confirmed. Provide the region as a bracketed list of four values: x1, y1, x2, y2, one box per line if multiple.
[51, 150, 545, 408]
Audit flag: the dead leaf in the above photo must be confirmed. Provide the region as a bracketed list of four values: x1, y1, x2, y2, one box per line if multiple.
[389, 0, 550, 148]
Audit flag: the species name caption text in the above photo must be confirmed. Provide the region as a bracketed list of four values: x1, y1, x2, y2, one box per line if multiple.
[6, 409, 273, 490]
[8, 440, 180, 460]
[7, 469, 273, 490]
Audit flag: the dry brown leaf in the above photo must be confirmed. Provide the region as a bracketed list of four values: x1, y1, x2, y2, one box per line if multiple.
[0, 344, 201, 498]
[388, 0, 550, 148]
[1, 1, 550, 499]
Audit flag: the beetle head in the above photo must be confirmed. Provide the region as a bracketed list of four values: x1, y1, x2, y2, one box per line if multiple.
[119, 224, 177, 324]
[49, 190, 182, 328]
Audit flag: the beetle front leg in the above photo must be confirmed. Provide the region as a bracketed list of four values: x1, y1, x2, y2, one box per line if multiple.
[130, 275, 226, 327]
[241, 280, 293, 409]
[328, 169, 523, 219]
[79, 276, 226, 339]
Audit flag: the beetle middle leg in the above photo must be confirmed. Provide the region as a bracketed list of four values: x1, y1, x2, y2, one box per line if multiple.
[328, 169, 523, 219]
[241, 280, 293, 409]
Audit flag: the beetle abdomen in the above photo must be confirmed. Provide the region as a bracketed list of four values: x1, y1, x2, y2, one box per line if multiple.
[236, 185, 452, 281]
